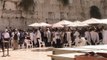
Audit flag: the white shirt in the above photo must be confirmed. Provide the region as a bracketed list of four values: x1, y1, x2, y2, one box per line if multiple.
[103, 30, 107, 44]
[3, 32, 10, 38]
[75, 37, 86, 46]
[17, 32, 20, 40]
[75, 37, 81, 46]
[36, 30, 42, 41]
[90, 31, 99, 43]
[66, 32, 71, 42]
[54, 32, 60, 39]
[74, 31, 80, 38]
[46, 30, 51, 42]
[30, 32, 34, 41]
[85, 31, 91, 41]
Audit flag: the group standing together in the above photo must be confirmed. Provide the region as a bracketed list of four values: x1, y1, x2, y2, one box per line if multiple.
[0, 26, 107, 51]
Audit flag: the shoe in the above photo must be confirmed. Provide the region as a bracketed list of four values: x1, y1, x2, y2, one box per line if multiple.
[6, 54, 10, 57]
[2, 55, 6, 57]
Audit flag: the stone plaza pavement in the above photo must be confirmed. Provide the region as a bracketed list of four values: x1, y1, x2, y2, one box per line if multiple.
[0, 48, 52, 60]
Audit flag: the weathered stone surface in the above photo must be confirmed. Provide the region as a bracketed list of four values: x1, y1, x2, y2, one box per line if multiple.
[0, 0, 107, 30]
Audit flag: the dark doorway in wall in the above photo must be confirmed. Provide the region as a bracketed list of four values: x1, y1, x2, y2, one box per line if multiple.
[90, 6, 102, 19]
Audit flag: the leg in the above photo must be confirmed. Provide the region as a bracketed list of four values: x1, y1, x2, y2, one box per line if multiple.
[2, 42, 6, 57]
[31, 41, 33, 48]
[6, 42, 10, 56]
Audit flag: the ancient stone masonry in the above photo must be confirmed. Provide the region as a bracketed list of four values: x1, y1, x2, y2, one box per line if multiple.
[0, 0, 107, 30]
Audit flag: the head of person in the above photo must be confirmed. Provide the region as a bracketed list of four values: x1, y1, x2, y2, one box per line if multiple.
[5, 29, 8, 32]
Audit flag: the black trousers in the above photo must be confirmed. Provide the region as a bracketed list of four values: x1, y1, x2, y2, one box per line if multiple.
[3, 38, 10, 48]
[90, 39, 96, 45]
[2, 38, 10, 56]
[0, 39, 2, 48]
[56, 39, 61, 48]
[43, 37, 48, 47]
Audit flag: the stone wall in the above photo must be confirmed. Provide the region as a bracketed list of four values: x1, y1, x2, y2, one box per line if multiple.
[0, 0, 107, 30]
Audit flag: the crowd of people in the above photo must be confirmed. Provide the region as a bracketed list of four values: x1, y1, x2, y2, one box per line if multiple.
[0, 26, 107, 50]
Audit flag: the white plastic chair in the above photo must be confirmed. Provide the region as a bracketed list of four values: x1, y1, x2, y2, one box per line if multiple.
[24, 39, 33, 49]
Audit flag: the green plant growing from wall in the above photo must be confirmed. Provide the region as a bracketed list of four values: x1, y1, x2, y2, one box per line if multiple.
[90, 6, 102, 19]
[18, 0, 35, 13]
[58, 0, 69, 6]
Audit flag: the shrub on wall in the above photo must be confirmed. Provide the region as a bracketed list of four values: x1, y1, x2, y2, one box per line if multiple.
[18, 0, 35, 13]
[90, 6, 102, 19]
[58, 0, 69, 6]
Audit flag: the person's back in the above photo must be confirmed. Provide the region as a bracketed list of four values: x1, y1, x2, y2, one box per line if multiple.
[20, 32, 25, 38]
[85, 31, 91, 45]
[46, 30, 51, 42]
[90, 30, 99, 45]
[2, 30, 10, 57]
[14, 33, 18, 40]
[90, 31, 96, 41]
[36, 30, 41, 40]
[103, 29, 107, 44]
[3, 32, 10, 40]
[13, 32, 19, 50]
[85, 31, 91, 40]
[19, 31, 25, 49]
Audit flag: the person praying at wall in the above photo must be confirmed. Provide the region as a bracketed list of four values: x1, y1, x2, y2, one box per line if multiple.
[90, 28, 99, 45]
[12, 30, 19, 50]
[46, 28, 51, 46]
[85, 28, 91, 45]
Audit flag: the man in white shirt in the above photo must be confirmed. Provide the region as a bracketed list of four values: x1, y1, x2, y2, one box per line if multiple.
[46, 28, 51, 46]
[36, 29, 42, 47]
[66, 29, 72, 47]
[102, 27, 107, 44]
[2, 30, 10, 57]
[90, 29, 99, 45]
[3, 31, 10, 40]
[85, 29, 91, 45]
[73, 29, 80, 46]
